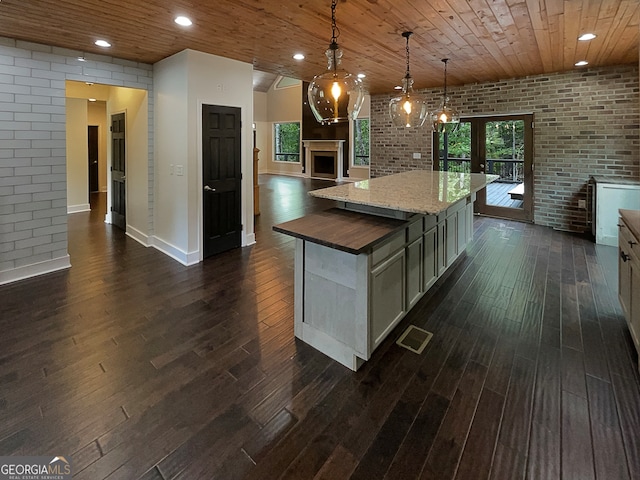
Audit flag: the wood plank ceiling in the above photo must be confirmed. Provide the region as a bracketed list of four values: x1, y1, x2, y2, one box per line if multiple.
[0, 0, 637, 94]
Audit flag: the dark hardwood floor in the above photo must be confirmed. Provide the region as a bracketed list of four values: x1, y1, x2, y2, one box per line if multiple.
[1, 174, 639, 480]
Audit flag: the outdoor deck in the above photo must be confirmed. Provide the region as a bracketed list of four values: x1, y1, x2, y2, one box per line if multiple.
[486, 181, 524, 208]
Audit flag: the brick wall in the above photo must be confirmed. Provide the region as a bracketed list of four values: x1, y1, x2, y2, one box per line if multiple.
[371, 65, 640, 232]
[0, 37, 153, 283]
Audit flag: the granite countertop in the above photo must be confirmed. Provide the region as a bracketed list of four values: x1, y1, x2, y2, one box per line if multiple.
[309, 170, 499, 215]
[620, 209, 640, 242]
[591, 176, 640, 186]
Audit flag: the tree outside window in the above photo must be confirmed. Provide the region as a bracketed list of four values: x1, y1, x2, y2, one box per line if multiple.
[274, 122, 300, 162]
[353, 118, 370, 166]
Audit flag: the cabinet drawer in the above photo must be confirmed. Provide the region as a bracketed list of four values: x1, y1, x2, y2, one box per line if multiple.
[407, 218, 423, 243]
[371, 230, 405, 267]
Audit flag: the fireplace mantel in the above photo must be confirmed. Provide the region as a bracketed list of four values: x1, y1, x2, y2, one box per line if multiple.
[303, 140, 345, 181]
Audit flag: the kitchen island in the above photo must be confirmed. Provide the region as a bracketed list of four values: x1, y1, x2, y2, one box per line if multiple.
[274, 170, 498, 370]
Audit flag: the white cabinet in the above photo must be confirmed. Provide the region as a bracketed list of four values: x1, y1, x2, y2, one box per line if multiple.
[594, 181, 640, 246]
[293, 197, 473, 371]
[371, 249, 406, 349]
[619, 214, 640, 371]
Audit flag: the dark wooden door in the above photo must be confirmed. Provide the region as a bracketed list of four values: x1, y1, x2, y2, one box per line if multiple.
[111, 113, 126, 230]
[202, 105, 242, 257]
[88, 126, 99, 193]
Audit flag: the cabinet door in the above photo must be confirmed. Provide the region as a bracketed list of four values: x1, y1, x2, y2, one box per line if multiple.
[619, 235, 632, 322]
[446, 212, 458, 267]
[424, 226, 438, 290]
[370, 249, 406, 350]
[457, 206, 467, 253]
[437, 221, 446, 276]
[406, 237, 423, 308]
[630, 261, 640, 350]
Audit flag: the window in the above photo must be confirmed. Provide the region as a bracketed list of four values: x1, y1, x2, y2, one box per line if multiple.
[353, 118, 370, 166]
[274, 122, 300, 162]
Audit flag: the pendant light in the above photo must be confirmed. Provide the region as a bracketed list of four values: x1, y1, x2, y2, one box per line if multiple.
[431, 58, 460, 133]
[308, 0, 365, 125]
[389, 31, 428, 128]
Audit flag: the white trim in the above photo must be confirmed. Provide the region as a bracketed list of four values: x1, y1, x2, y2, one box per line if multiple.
[243, 232, 256, 247]
[150, 235, 200, 266]
[125, 225, 150, 247]
[0, 255, 71, 285]
[67, 204, 91, 214]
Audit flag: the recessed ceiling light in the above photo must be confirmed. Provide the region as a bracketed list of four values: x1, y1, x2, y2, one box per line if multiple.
[575, 60, 589, 66]
[175, 16, 192, 27]
[85, 82, 94, 86]
[578, 33, 596, 41]
[357, 73, 366, 79]
[394, 85, 402, 90]
[88, 98, 97, 102]
[293, 53, 305, 60]
[95, 40, 111, 48]
[77, 56, 86, 62]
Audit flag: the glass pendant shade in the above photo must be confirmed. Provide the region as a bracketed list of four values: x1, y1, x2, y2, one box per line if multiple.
[308, 45, 364, 124]
[432, 58, 460, 133]
[308, 0, 364, 125]
[389, 76, 428, 128]
[388, 31, 427, 128]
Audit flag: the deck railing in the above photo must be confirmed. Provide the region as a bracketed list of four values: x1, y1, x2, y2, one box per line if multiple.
[439, 158, 524, 182]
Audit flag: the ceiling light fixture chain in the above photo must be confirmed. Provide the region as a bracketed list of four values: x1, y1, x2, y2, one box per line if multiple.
[404, 31, 412, 79]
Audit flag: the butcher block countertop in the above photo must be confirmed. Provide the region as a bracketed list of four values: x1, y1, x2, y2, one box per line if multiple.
[273, 208, 407, 254]
[308, 170, 499, 215]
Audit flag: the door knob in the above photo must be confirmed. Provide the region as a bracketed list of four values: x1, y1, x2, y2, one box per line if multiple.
[204, 185, 216, 192]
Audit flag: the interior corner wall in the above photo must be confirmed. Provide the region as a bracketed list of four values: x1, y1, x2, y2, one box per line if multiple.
[266, 82, 303, 176]
[66, 98, 89, 212]
[253, 91, 269, 174]
[370, 64, 640, 232]
[153, 51, 190, 260]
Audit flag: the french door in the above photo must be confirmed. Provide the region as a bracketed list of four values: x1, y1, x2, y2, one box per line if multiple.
[434, 114, 533, 222]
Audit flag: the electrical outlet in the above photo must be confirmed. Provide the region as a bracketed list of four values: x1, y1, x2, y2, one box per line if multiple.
[176, 165, 184, 176]
[413, 152, 422, 159]
[578, 199, 586, 209]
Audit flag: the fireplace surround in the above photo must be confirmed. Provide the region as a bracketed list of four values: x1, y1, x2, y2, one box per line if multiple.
[303, 140, 345, 181]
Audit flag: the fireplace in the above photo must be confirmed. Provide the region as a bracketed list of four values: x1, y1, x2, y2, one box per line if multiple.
[303, 140, 345, 181]
[311, 151, 337, 178]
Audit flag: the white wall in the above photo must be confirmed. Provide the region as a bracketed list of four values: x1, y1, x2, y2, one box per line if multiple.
[153, 49, 254, 265]
[108, 87, 149, 243]
[349, 95, 371, 181]
[253, 92, 269, 174]
[65, 98, 89, 212]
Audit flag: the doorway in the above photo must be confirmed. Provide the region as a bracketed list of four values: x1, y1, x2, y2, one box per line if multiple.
[434, 114, 534, 222]
[88, 126, 99, 193]
[111, 113, 126, 231]
[202, 104, 242, 258]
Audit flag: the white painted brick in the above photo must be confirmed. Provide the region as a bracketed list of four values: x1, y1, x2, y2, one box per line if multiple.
[32, 174, 66, 184]
[33, 139, 65, 149]
[14, 94, 52, 105]
[32, 157, 62, 167]
[32, 122, 65, 131]
[2, 246, 33, 261]
[52, 199, 67, 208]
[51, 63, 83, 75]
[0, 83, 30, 94]
[0, 204, 14, 214]
[15, 200, 51, 212]
[51, 215, 67, 225]
[0, 212, 31, 224]
[31, 51, 69, 64]
[15, 58, 51, 70]
[15, 183, 52, 194]
[52, 46, 83, 58]
[14, 166, 51, 176]
[83, 52, 113, 63]
[15, 149, 53, 159]
[0, 157, 30, 167]
[14, 76, 51, 88]
[15, 113, 51, 122]
[15, 41, 50, 53]
[31, 69, 66, 81]
[15, 252, 53, 267]
[52, 233, 66, 243]
[0, 54, 15, 65]
[0, 260, 15, 271]
[50, 114, 65, 123]
[0, 242, 14, 253]
[33, 241, 66, 255]
[112, 72, 138, 83]
[32, 105, 64, 115]
[0, 139, 30, 148]
[31, 86, 65, 98]
[0, 38, 17, 48]
[0, 102, 32, 112]
[0, 176, 32, 187]
[16, 235, 51, 249]
[0, 112, 14, 121]
[32, 224, 65, 236]
[51, 183, 67, 192]
[0, 93, 15, 102]
[33, 207, 64, 219]
[15, 218, 50, 231]
[0, 168, 14, 177]
[0, 73, 14, 83]
[33, 191, 65, 201]
[51, 165, 65, 174]
[0, 223, 14, 234]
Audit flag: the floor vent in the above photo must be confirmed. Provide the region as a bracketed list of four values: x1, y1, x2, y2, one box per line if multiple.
[396, 325, 433, 354]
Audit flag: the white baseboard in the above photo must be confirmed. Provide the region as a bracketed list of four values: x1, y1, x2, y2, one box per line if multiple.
[0, 255, 71, 285]
[243, 232, 256, 246]
[125, 225, 150, 247]
[104, 211, 112, 224]
[150, 236, 200, 266]
[67, 204, 91, 214]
